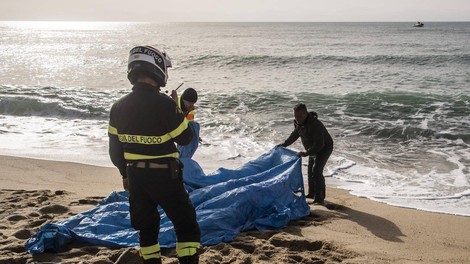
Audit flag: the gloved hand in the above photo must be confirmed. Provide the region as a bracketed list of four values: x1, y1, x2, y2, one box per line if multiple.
[170, 90, 178, 102]
[297, 151, 308, 157]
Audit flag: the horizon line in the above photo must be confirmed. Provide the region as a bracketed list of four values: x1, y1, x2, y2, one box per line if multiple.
[1, 20, 470, 23]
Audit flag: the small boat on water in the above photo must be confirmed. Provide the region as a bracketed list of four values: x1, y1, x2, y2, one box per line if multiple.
[413, 21, 424, 27]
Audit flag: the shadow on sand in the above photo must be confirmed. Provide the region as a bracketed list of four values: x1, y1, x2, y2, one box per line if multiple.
[314, 201, 406, 242]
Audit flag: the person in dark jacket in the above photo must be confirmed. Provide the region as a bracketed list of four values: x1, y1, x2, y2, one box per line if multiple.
[171, 88, 201, 158]
[108, 46, 200, 264]
[279, 103, 333, 205]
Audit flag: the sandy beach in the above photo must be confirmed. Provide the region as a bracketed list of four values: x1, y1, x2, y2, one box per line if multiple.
[1, 155, 469, 264]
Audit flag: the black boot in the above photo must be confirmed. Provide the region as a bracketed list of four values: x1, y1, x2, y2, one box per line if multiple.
[307, 176, 315, 199]
[312, 199, 324, 205]
[178, 254, 199, 264]
[305, 193, 314, 199]
[142, 258, 162, 264]
[313, 190, 325, 205]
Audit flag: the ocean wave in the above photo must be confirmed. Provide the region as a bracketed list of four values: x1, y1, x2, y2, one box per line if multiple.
[0, 96, 105, 119]
[325, 92, 470, 141]
[180, 54, 470, 68]
[196, 90, 470, 144]
[0, 86, 111, 119]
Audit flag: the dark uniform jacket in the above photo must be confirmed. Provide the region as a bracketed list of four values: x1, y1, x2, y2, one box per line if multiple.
[281, 112, 333, 156]
[108, 82, 193, 178]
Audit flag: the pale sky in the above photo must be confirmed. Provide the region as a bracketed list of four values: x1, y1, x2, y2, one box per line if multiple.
[1, 0, 469, 22]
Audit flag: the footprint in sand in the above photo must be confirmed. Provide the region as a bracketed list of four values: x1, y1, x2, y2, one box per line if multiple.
[69, 196, 105, 206]
[28, 219, 47, 227]
[268, 235, 323, 252]
[28, 212, 40, 217]
[6, 214, 28, 222]
[38, 204, 69, 214]
[12, 229, 32, 239]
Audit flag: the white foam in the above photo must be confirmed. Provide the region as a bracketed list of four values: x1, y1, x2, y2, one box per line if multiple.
[0, 115, 112, 167]
[2, 113, 469, 217]
[331, 160, 470, 216]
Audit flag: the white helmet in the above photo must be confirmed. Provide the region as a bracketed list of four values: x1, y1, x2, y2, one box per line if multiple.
[127, 46, 172, 87]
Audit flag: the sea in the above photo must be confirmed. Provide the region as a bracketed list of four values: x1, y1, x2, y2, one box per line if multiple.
[1, 21, 469, 216]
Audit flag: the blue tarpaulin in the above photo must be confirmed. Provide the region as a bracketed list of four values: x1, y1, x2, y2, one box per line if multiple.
[26, 147, 310, 254]
[177, 121, 200, 159]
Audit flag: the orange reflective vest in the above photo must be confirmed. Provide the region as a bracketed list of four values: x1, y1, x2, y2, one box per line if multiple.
[177, 96, 196, 122]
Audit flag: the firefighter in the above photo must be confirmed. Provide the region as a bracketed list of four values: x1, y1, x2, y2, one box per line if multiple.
[171, 88, 198, 122]
[171, 88, 200, 158]
[108, 45, 201, 264]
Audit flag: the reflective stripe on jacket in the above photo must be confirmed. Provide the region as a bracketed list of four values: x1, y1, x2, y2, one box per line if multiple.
[108, 82, 193, 177]
[177, 96, 196, 122]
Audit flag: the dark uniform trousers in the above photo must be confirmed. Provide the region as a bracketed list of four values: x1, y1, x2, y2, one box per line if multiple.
[127, 162, 200, 263]
[307, 143, 333, 202]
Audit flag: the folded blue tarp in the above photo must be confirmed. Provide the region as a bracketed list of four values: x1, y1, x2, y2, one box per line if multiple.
[26, 147, 310, 254]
